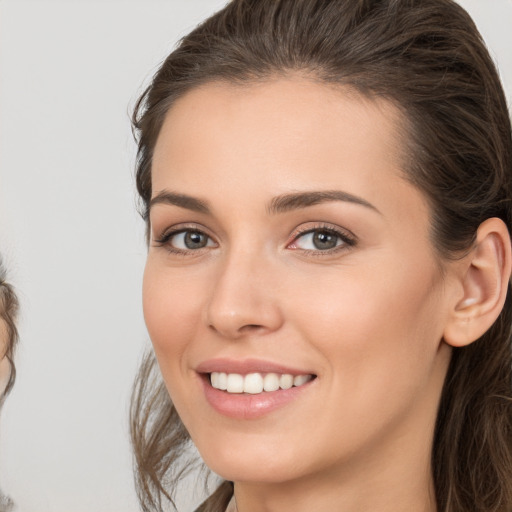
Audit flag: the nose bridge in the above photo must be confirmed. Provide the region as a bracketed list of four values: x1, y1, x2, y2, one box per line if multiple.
[205, 244, 283, 339]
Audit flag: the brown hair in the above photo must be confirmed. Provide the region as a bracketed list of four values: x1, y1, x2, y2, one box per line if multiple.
[130, 1, 512, 510]
[0, 258, 18, 406]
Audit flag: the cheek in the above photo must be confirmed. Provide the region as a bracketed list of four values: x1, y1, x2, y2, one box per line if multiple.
[286, 255, 445, 387]
[274, 259, 447, 461]
[142, 261, 201, 373]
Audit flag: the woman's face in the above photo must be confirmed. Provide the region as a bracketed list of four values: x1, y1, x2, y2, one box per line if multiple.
[144, 78, 456, 485]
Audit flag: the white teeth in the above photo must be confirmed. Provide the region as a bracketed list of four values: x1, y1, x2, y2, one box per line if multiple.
[263, 373, 280, 392]
[226, 373, 244, 393]
[279, 374, 294, 390]
[217, 372, 228, 390]
[244, 373, 263, 394]
[293, 374, 312, 386]
[211, 372, 228, 390]
[210, 372, 313, 394]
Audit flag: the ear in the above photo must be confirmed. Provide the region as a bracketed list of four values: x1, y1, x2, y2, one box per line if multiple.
[443, 218, 512, 348]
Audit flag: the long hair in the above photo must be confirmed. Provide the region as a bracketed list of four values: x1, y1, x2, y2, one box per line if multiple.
[130, 1, 512, 510]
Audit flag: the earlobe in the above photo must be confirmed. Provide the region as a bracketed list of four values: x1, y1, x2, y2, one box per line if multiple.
[443, 218, 512, 348]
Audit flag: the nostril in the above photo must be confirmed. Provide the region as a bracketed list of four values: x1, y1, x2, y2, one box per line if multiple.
[239, 324, 264, 333]
[208, 322, 265, 338]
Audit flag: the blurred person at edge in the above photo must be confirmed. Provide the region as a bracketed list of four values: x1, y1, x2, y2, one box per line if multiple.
[0, 259, 18, 512]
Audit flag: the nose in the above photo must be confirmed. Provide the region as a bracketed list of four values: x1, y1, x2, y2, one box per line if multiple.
[205, 249, 284, 340]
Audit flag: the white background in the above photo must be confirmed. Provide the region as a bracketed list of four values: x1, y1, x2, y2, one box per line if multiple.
[0, 1, 510, 511]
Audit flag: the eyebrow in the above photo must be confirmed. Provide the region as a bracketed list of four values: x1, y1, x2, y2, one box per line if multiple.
[268, 190, 380, 215]
[149, 190, 210, 214]
[149, 189, 379, 216]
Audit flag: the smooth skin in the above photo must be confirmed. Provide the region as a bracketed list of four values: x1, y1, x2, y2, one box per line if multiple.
[143, 77, 511, 512]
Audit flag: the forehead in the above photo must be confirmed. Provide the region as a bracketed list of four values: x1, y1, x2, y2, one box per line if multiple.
[152, 77, 407, 182]
[151, 77, 423, 222]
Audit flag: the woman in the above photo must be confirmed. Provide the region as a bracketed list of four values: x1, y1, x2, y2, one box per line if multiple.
[0, 259, 18, 512]
[130, 0, 512, 510]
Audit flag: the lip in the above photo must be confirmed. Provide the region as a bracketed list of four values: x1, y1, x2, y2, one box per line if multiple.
[196, 357, 314, 376]
[196, 358, 316, 420]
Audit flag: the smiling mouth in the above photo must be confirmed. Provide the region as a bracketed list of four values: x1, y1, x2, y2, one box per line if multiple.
[209, 372, 316, 395]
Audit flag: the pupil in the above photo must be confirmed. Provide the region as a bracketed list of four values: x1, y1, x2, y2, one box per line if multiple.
[185, 231, 207, 249]
[313, 230, 337, 250]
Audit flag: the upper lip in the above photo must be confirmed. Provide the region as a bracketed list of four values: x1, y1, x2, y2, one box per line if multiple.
[196, 358, 315, 376]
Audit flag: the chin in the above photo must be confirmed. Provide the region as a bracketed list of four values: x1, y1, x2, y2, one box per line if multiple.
[194, 432, 313, 484]
[206, 457, 299, 485]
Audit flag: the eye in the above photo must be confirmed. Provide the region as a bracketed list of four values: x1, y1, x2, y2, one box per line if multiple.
[173, 230, 213, 250]
[154, 228, 216, 252]
[288, 226, 356, 253]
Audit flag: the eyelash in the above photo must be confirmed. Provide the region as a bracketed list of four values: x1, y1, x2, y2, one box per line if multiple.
[287, 224, 357, 256]
[152, 223, 357, 256]
[153, 224, 216, 256]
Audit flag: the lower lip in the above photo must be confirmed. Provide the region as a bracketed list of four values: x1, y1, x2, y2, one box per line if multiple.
[201, 374, 314, 420]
